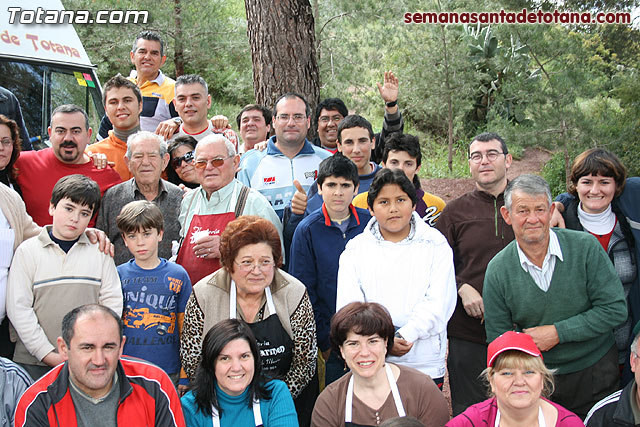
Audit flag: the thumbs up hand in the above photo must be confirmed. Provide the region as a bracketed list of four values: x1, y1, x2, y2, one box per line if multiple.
[291, 180, 308, 215]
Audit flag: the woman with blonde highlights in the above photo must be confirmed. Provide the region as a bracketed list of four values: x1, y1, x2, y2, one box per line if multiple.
[447, 331, 584, 426]
[0, 114, 23, 195]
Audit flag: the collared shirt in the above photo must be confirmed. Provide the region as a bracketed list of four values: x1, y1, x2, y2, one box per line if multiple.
[96, 178, 183, 266]
[370, 213, 417, 243]
[516, 229, 564, 292]
[178, 179, 282, 241]
[130, 70, 177, 134]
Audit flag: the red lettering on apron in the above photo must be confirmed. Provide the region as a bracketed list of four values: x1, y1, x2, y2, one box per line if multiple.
[176, 211, 236, 284]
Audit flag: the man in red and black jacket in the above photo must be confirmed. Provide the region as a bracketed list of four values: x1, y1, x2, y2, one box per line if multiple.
[15, 304, 185, 427]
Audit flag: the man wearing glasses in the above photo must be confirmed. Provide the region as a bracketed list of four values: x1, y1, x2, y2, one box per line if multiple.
[97, 131, 183, 265]
[238, 93, 331, 219]
[177, 134, 282, 284]
[434, 132, 516, 416]
[312, 98, 348, 153]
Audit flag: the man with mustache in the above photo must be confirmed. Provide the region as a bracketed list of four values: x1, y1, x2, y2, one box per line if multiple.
[14, 104, 121, 227]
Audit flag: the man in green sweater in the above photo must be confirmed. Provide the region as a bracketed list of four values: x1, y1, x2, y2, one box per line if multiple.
[484, 174, 627, 419]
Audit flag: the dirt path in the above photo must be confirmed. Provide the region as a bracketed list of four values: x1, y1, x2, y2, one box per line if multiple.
[421, 147, 553, 202]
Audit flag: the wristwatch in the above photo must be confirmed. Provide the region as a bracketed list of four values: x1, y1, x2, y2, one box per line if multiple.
[386, 100, 398, 108]
[172, 117, 183, 125]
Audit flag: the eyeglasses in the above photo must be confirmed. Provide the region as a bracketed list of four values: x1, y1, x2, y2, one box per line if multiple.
[469, 150, 505, 163]
[234, 259, 275, 272]
[318, 115, 343, 124]
[171, 150, 194, 168]
[0, 138, 12, 147]
[276, 114, 306, 124]
[194, 156, 231, 169]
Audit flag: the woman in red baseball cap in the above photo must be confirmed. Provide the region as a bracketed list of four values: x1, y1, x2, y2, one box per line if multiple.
[447, 331, 584, 426]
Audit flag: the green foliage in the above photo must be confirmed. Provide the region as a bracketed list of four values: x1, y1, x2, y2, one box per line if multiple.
[62, 0, 253, 110]
[418, 140, 470, 178]
[61, 0, 640, 175]
[464, 24, 532, 127]
[542, 151, 567, 198]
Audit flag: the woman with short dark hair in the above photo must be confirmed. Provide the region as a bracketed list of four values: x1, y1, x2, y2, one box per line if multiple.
[562, 148, 636, 368]
[312, 302, 449, 427]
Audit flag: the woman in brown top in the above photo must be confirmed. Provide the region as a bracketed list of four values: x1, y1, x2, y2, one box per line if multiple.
[311, 302, 449, 427]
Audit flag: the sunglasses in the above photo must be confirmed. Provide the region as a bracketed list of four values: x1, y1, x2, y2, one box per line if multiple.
[171, 150, 194, 168]
[194, 156, 230, 169]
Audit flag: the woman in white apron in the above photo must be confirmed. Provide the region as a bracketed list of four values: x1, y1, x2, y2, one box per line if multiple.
[311, 302, 449, 427]
[181, 318, 298, 426]
[181, 216, 318, 426]
[447, 331, 584, 427]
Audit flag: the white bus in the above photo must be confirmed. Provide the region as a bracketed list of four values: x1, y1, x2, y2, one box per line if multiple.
[0, 0, 104, 149]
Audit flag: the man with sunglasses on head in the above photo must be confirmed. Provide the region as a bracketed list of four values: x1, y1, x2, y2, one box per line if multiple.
[238, 92, 331, 219]
[177, 134, 281, 284]
[97, 131, 183, 265]
[434, 132, 516, 416]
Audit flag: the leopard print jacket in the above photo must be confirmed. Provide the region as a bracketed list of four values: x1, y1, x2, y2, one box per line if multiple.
[180, 290, 317, 399]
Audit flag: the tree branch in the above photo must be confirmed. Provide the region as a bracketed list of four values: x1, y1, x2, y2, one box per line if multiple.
[318, 12, 351, 37]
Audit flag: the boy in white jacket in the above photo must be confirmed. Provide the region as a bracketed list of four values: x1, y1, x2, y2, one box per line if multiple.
[336, 168, 456, 387]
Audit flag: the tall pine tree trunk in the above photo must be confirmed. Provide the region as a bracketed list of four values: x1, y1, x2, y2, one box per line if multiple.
[244, 0, 319, 116]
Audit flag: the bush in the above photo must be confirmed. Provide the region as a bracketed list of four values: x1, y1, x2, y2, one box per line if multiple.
[542, 152, 567, 198]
